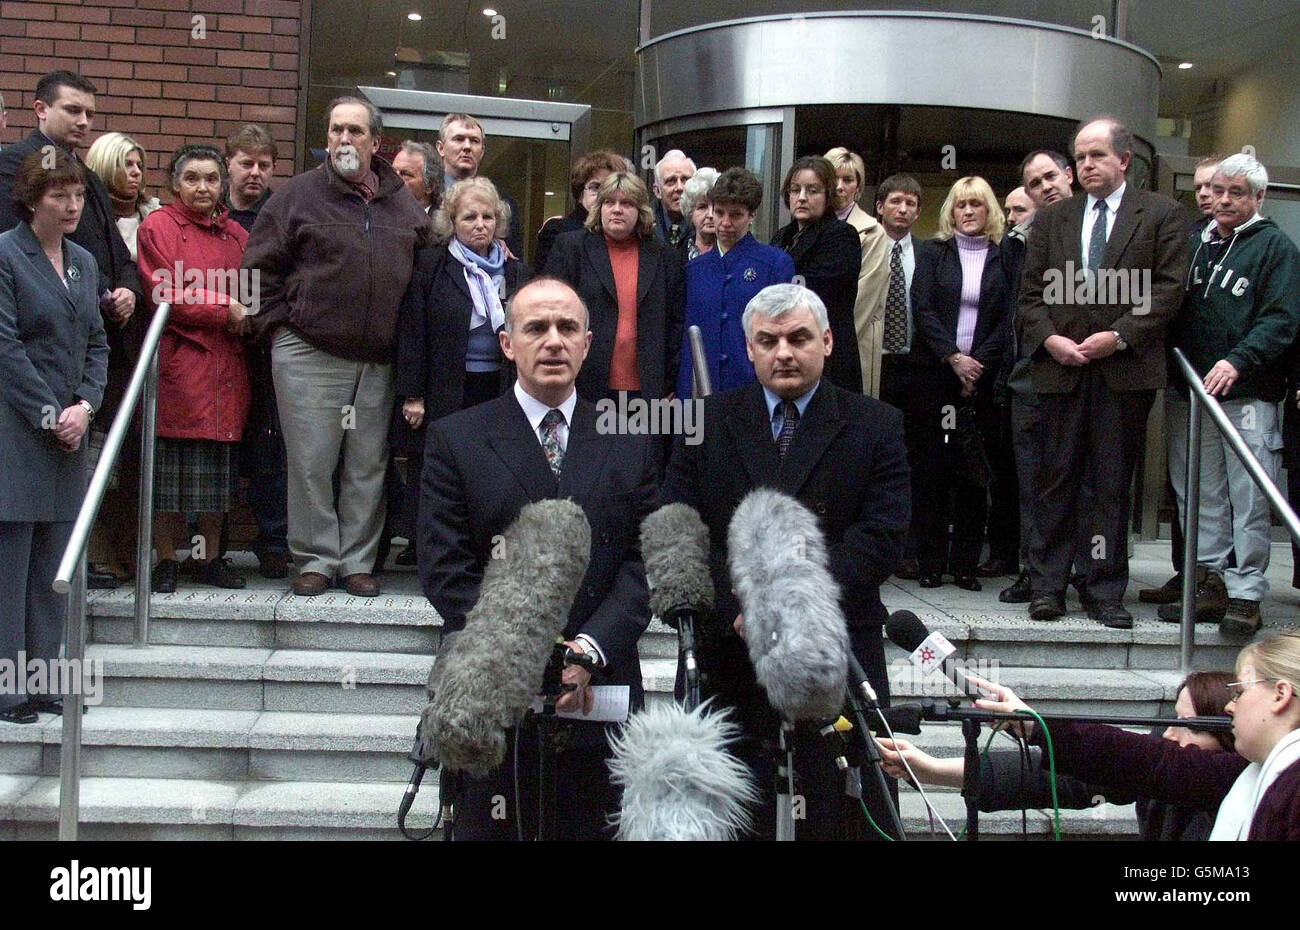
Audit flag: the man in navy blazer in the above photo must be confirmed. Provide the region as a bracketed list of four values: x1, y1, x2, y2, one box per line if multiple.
[418, 277, 656, 840]
[660, 283, 910, 840]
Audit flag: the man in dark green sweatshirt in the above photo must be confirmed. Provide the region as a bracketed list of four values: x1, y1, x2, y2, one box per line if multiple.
[1164, 153, 1300, 638]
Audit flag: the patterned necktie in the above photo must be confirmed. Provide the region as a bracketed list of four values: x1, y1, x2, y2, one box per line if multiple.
[1087, 199, 1109, 272]
[539, 408, 565, 478]
[775, 401, 800, 461]
[883, 242, 908, 353]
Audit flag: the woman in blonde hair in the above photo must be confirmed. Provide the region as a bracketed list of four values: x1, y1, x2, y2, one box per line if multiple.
[972, 632, 1300, 840]
[85, 131, 160, 261]
[909, 176, 1022, 590]
[544, 171, 684, 407]
[824, 147, 890, 396]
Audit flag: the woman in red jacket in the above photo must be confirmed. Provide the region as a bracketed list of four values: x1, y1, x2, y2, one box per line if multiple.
[972, 631, 1300, 840]
[137, 144, 251, 592]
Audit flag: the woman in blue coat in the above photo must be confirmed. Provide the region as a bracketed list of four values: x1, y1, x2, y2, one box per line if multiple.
[0, 150, 109, 723]
[676, 167, 795, 398]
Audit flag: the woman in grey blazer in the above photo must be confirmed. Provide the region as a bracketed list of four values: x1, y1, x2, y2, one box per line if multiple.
[0, 150, 109, 724]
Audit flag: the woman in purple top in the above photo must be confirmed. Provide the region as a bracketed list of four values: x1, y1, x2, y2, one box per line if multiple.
[972, 631, 1300, 841]
[909, 176, 1020, 590]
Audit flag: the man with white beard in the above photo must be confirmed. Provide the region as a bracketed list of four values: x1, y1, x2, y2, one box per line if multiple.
[243, 96, 430, 597]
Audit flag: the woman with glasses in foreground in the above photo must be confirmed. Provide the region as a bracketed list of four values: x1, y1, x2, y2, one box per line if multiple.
[879, 671, 1235, 841]
[962, 632, 1300, 840]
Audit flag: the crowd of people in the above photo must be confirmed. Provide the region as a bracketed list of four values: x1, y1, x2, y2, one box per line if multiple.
[1, 68, 1299, 842]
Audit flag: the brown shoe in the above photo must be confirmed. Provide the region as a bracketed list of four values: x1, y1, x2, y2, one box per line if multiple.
[292, 571, 332, 596]
[1138, 572, 1183, 604]
[1220, 598, 1262, 639]
[342, 572, 380, 597]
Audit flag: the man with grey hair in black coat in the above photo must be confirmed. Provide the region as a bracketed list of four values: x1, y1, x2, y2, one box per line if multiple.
[660, 282, 910, 840]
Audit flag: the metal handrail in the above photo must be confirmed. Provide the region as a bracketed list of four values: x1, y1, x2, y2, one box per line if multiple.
[1171, 348, 1300, 672]
[51, 301, 168, 841]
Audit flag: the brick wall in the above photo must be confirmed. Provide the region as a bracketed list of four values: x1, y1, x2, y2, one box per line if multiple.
[0, 0, 303, 193]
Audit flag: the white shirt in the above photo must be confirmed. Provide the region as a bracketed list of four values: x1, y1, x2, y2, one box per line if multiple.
[883, 232, 916, 354]
[1081, 182, 1126, 268]
[510, 380, 605, 665]
[514, 380, 576, 453]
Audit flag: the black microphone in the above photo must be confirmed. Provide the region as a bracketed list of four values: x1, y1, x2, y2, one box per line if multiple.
[886, 609, 979, 699]
[418, 499, 592, 777]
[641, 503, 712, 703]
[727, 488, 849, 722]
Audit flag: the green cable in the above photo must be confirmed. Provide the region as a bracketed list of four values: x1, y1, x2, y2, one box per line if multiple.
[1015, 709, 1060, 841]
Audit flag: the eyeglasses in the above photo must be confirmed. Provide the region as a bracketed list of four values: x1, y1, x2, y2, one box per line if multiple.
[1226, 678, 1276, 700]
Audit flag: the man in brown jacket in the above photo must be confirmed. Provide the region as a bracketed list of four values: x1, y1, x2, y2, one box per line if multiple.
[243, 96, 428, 597]
[1017, 117, 1189, 629]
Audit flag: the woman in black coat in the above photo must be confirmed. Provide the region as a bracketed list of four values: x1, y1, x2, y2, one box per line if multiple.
[909, 176, 1020, 590]
[392, 177, 527, 563]
[770, 156, 863, 393]
[543, 171, 684, 405]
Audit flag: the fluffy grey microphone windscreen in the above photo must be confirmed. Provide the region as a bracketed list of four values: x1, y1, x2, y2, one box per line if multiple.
[727, 488, 849, 721]
[608, 700, 759, 840]
[421, 499, 591, 777]
[641, 503, 713, 622]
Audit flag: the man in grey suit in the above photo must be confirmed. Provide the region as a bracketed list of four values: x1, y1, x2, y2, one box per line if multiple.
[1017, 118, 1189, 628]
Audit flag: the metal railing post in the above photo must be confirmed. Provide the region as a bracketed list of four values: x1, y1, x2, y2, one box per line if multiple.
[1172, 349, 1300, 671]
[134, 350, 159, 647]
[53, 301, 170, 841]
[1179, 398, 1202, 675]
[57, 557, 86, 841]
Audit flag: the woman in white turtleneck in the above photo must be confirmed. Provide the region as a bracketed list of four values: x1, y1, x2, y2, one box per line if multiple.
[908, 176, 1023, 592]
[85, 131, 161, 261]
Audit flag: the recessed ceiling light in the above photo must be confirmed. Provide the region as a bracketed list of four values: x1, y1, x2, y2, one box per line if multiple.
[408, 12, 422, 21]
[483, 7, 497, 15]
[385, 70, 397, 76]
[545, 191, 555, 196]
[1178, 61, 1194, 69]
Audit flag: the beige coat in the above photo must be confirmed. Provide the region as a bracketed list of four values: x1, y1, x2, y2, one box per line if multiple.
[842, 204, 891, 396]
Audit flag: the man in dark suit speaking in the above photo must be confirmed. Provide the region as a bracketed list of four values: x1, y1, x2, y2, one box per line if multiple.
[660, 282, 910, 840]
[1017, 118, 1189, 628]
[418, 277, 656, 840]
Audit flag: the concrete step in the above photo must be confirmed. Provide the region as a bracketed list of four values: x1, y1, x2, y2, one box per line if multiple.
[0, 708, 429, 784]
[77, 644, 681, 715]
[0, 775, 442, 840]
[90, 574, 1271, 674]
[897, 790, 1138, 840]
[0, 770, 1137, 840]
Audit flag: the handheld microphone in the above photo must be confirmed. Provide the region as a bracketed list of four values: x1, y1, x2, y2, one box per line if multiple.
[641, 503, 713, 705]
[608, 700, 760, 840]
[418, 499, 592, 777]
[886, 609, 978, 699]
[727, 488, 849, 722]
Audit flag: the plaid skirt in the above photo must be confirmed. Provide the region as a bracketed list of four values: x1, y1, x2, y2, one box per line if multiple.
[153, 438, 238, 513]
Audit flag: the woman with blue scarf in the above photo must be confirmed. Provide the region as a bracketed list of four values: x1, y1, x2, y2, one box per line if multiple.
[393, 177, 527, 562]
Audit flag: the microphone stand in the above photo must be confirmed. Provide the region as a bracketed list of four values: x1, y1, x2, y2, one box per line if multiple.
[775, 722, 797, 841]
[919, 700, 1233, 842]
[532, 644, 607, 841]
[670, 610, 702, 712]
[844, 656, 907, 841]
